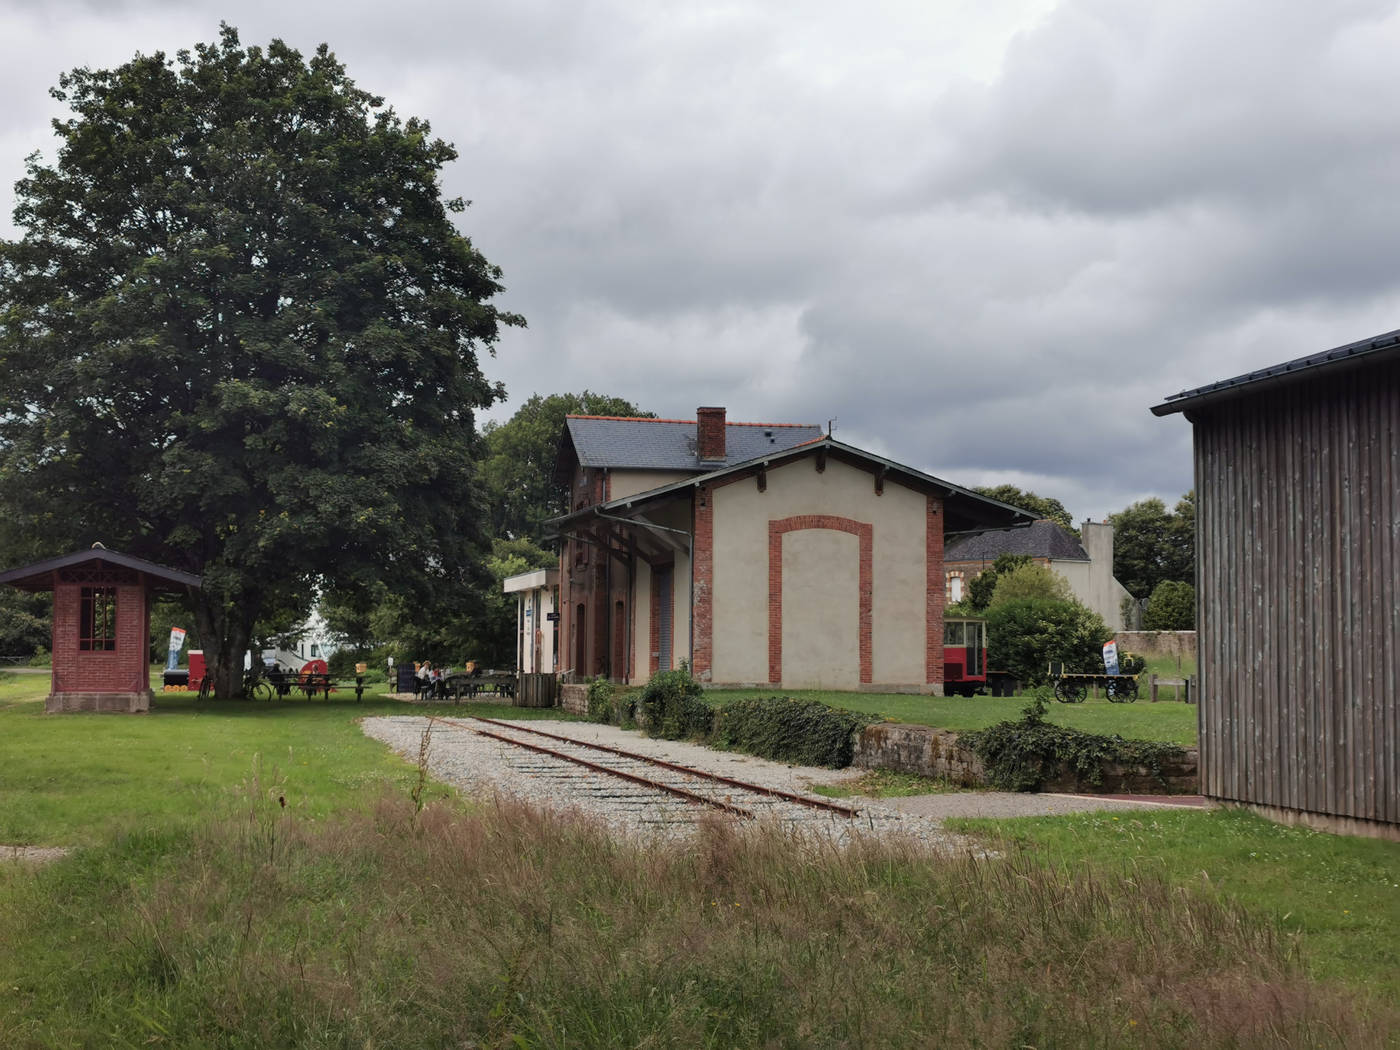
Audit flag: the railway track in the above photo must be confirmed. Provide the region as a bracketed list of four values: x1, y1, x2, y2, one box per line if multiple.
[433, 715, 861, 830]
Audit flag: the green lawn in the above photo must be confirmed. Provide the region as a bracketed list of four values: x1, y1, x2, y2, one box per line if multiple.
[0, 672, 561, 846]
[705, 686, 1200, 747]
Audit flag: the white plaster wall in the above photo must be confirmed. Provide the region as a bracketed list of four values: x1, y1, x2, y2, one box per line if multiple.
[512, 583, 560, 673]
[1064, 565, 1130, 630]
[1078, 522, 1134, 631]
[781, 529, 860, 689]
[710, 458, 928, 688]
[609, 469, 692, 501]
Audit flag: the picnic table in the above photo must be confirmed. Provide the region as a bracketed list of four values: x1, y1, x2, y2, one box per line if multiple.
[264, 670, 363, 701]
[441, 671, 516, 702]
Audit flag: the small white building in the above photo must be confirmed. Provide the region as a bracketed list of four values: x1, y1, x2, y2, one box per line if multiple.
[503, 568, 560, 673]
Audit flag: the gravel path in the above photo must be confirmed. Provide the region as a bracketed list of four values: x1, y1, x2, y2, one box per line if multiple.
[1, 845, 71, 865]
[361, 715, 1203, 848]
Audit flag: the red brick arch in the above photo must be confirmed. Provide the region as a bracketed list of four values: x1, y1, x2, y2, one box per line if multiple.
[768, 515, 873, 685]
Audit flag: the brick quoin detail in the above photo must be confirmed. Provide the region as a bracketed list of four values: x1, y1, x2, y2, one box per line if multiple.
[926, 495, 945, 685]
[691, 486, 715, 679]
[768, 515, 873, 686]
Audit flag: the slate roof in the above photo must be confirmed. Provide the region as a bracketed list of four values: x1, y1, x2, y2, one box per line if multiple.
[562, 415, 824, 472]
[1152, 327, 1400, 416]
[550, 436, 1039, 536]
[944, 520, 1088, 563]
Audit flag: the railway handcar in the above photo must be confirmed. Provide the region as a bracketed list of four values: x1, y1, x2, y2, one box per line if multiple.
[942, 618, 988, 697]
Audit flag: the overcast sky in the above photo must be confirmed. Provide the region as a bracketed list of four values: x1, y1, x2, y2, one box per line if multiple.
[4, 0, 1399, 522]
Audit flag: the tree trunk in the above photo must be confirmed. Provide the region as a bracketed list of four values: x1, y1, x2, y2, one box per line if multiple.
[194, 592, 251, 700]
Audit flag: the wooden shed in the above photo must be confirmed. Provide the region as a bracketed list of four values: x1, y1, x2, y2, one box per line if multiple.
[1153, 329, 1399, 840]
[0, 546, 201, 714]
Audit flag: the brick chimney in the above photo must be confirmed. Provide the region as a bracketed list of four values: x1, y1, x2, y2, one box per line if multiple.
[697, 406, 726, 462]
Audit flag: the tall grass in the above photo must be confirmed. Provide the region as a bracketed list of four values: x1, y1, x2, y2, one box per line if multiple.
[2, 785, 1388, 1049]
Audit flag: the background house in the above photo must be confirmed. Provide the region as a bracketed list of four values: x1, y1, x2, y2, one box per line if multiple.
[1153, 328, 1399, 840]
[550, 408, 1034, 692]
[944, 519, 1135, 630]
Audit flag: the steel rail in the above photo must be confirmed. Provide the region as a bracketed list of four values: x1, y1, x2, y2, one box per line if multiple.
[442, 719, 755, 819]
[467, 715, 861, 819]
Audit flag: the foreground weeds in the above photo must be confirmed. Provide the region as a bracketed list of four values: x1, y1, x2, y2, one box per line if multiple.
[1, 788, 1390, 1049]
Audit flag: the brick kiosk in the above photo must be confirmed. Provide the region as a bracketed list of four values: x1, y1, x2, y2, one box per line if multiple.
[0, 546, 201, 714]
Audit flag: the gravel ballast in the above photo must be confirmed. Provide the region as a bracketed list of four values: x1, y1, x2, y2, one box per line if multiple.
[361, 715, 1200, 848]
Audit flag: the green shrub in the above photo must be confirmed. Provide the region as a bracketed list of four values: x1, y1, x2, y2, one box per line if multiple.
[586, 676, 616, 723]
[1119, 650, 1147, 676]
[986, 597, 1110, 685]
[27, 646, 50, 668]
[959, 689, 1187, 791]
[714, 696, 880, 768]
[639, 664, 713, 739]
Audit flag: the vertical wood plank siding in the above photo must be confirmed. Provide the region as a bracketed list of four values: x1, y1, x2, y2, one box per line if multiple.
[1192, 359, 1398, 824]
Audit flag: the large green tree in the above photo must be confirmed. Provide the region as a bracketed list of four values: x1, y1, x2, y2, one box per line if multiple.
[0, 27, 522, 697]
[481, 391, 651, 542]
[972, 485, 1075, 533]
[1109, 493, 1195, 600]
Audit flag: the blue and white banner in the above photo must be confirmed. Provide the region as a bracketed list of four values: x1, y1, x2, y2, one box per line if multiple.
[1102, 639, 1119, 676]
[166, 627, 187, 671]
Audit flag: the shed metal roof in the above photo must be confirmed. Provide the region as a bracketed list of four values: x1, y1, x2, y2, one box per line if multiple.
[1152, 327, 1400, 416]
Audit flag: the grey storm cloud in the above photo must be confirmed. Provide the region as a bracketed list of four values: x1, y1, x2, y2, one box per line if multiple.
[3, 0, 1399, 520]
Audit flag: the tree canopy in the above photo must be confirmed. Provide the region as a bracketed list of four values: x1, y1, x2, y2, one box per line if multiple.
[481, 391, 651, 543]
[973, 485, 1075, 533]
[1143, 579, 1195, 631]
[952, 553, 1033, 614]
[1109, 493, 1195, 600]
[0, 27, 522, 696]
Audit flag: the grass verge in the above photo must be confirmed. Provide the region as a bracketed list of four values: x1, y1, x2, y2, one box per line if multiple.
[949, 807, 1400, 1008]
[3, 790, 1392, 1048]
[811, 768, 966, 799]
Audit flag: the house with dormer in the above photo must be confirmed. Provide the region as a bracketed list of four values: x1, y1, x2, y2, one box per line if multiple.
[549, 408, 1035, 692]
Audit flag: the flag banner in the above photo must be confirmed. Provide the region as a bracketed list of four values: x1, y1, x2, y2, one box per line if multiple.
[1102, 639, 1119, 676]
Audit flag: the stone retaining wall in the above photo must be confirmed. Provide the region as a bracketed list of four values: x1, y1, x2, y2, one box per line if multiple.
[1115, 630, 1196, 658]
[559, 682, 588, 716]
[852, 722, 1199, 794]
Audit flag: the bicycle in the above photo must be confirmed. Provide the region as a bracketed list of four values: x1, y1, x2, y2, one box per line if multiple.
[197, 667, 275, 702]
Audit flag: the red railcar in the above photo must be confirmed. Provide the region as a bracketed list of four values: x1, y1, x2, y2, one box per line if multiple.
[942, 618, 988, 697]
